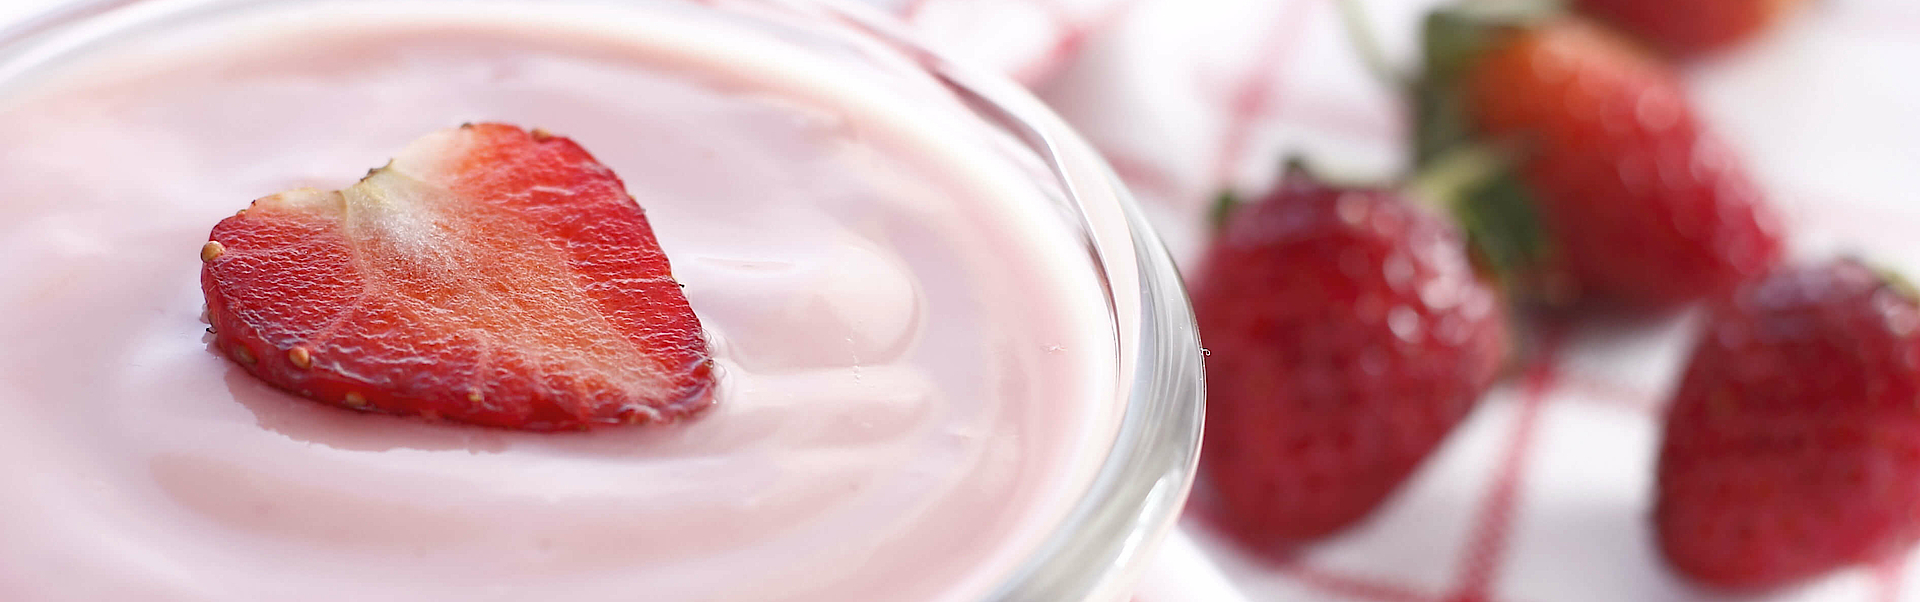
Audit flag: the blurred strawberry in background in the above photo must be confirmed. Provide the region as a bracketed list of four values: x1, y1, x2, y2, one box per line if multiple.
[1414, 7, 1784, 308]
[1575, 0, 1811, 58]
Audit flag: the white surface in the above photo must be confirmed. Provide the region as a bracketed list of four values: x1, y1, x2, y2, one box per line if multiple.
[0, 0, 61, 28]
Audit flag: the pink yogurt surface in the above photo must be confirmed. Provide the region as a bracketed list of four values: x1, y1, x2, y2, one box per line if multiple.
[0, 5, 1121, 601]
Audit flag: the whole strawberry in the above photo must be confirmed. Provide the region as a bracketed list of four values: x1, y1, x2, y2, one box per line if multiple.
[1194, 166, 1508, 545]
[1415, 9, 1783, 307]
[1657, 259, 1920, 589]
[1575, 0, 1807, 58]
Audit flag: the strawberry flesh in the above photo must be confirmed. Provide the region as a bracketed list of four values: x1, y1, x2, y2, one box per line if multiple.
[201, 123, 714, 431]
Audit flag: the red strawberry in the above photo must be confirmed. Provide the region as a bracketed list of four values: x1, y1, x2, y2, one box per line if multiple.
[1657, 259, 1920, 589]
[1194, 166, 1509, 544]
[1574, 0, 1808, 58]
[1415, 10, 1783, 307]
[200, 123, 714, 431]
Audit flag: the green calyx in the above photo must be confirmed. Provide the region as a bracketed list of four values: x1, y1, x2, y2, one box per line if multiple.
[1209, 159, 1314, 231]
[1410, 145, 1547, 281]
[1209, 190, 1243, 231]
[1411, 0, 1563, 294]
[1414, 0, 1559, 163]
[1420, 1, 1561, 85]
[1870, 262, 1920, 303]
[1212, 157, 1385, 231]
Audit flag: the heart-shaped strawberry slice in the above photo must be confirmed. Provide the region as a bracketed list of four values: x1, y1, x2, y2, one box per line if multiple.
[200, 123, 714, 431]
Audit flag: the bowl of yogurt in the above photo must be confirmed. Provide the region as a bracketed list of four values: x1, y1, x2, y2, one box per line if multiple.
[0, 0, 1205, 599]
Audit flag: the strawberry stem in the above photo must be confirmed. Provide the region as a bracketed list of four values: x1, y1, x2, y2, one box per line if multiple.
[1870, 261, 1920, 302]
[1407, 143, 1504, 214]
[1406, 143, 1549, 283]
[1334, 0, 1405, 89]
[1209, 190, 1243, 231]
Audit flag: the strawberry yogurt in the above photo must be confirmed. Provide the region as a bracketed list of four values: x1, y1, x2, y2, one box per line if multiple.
[0, 3, 1123, 600]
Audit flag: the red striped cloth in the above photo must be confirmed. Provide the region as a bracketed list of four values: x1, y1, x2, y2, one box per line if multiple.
[904, 0, 1920, 600]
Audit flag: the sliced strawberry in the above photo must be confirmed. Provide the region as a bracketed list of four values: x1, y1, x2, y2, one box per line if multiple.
[200, 123, 714, 431]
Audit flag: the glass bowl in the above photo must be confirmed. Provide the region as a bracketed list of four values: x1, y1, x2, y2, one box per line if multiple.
[0, 0, 1205, 600]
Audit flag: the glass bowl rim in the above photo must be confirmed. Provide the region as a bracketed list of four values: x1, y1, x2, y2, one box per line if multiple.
[0, 1, 1206, 599]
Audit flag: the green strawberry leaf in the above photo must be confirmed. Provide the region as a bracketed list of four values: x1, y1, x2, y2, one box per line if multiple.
[1456, 163, 1549, 278]
[1871, 262, 1920, 303]
[1413, 79, 1471, 166]
[1411, 1, 1564, 294]
[1408, 144, 1548, 280]
[1210, 190, 1242, 232]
